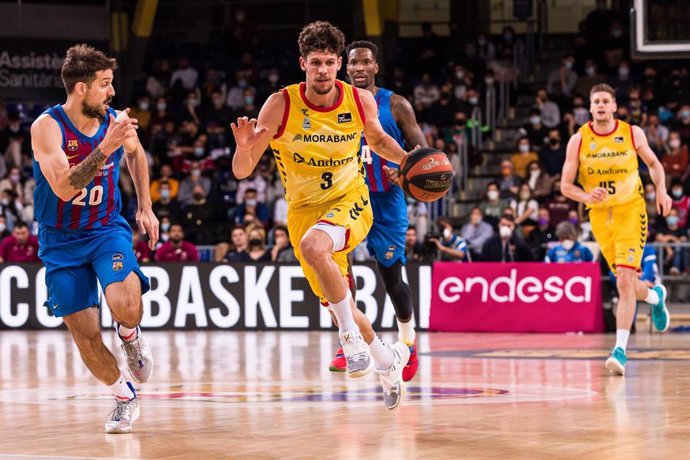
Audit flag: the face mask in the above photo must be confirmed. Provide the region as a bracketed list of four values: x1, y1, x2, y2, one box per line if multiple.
[187, 99, 199, 107]
[193, 193, 204, 201]
[468, 97, 479, 105]
[249, 238, 262, 246]
[443, 228, 452, 239]
[618, 67, 629, 78]
[569, 217, 579, 226]
[470, 214, 481, 224]
[244, 95, 254, 105]
[561, 239, 575, 251]
[161, 223, 171, 232]
[611, 29, 622, 38]
[529, 116, 541, 126]
[138, 102, 150, 111]
[667, 216, 679, 227]
[681, 110, 690, 119]
[520, 191, 530, 200]
[644, 191, 655, 201]
[564, 61, 573, 70]
[672, 189, 683, 198]
[549, 138, 560, 146]
[0, 198, 8, 206]
[487, 190, 499, 201]
[9, 174, 20, 183]
[537, 217, 548, 227]
[585, 67, 595, 76]
[237, 80, 247, 89]
[161, 189, 170, 200]
[191, 169, 201, 178]
[268, 74, 279, 84]
[455, 71, 465, 80]
[194, 146, 205, 157]
[518, 144, 530, 153]
[157, 102, 167, 111]
[670, 139, 681, 149]
[245, 198, 257, 207]
[530, 169, 540, 177]
[499, 225, 512, 238]
[485, 77, 494, 85]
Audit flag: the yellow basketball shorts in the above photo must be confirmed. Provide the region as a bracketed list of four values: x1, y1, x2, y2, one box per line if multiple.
[589, 198, 647, 274]
[288, 189, 373, 302]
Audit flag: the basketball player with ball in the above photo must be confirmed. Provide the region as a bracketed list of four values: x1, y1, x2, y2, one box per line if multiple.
[232, 21, 451, 410]
[326, 40, 452, 381]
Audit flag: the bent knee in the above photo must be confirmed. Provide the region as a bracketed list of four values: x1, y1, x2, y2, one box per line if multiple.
[299, 233, 332, 265]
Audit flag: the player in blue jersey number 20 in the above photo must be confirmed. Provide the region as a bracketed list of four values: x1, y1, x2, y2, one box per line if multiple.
[30, 44, 158, 433]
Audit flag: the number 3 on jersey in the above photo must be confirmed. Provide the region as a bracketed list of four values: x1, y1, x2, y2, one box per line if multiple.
[320, 172, 333, 190]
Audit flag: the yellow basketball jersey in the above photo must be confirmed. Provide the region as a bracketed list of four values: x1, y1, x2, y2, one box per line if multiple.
[269, 80, 367, 210]
[578, 120, 643, 208]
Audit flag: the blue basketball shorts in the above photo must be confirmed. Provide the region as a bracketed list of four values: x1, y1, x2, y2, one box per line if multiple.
[366, 190, 409, 267]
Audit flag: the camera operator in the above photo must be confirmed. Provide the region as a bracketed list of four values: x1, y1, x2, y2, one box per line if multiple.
[426, 217, 469, 262]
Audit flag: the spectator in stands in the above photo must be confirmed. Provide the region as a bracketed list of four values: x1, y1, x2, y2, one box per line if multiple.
[574, 59, 607, 98]
[413, 73, 440, 114]
[0, 112, 29, 169]
[520, 108, 549, 150]
[203, 90, 235, 132]
[178, 161, 212, 206]
[602, 22, 628, 73]
[571, 94, 590, 128]
[534, 88, 561, 128]
[545, 221, 593, 263]
[427, 90, 456, 129]
[608, 61, 633, 104]
[671, 104, 690, 148]
[547, 55, 577, 100]
[150, 96, 171, 127]
[223, 225, 250, 262]
[669, 179, 690, 228]
[644, 183, 659, 227]
[157, 216, 172, 247]
[428, 217, 467, 262]
[525, 160, 553, 201]
[152, 181, 181, 223]
[0, 188, 23, 230]
[270, 225, 296, 263]
[246, 226, 271, 262]
[663, 69, 688, 113]
[511, 183, 539, 227]
[526, 207, 557, 261]
[655, 207, 688, 276]
[662, 132, 689, 183]
[0, 221, 39, 263]
[498, 160, 521, 199]
[476, 33, 496, 62]
[643, 113, 669, 154]
[511, 136, 538, 178]
[150, 164, 179, 202]
[155, 224, 199, 262]
[132, 231, 152, 263]
[626, 85, 647, 126]
[233, 187, 269, 227]
[479, 181, 508, 228]
[405, 226, 425, 263]
[273, 193, 288, 227]
[539, 128, 567, 177]
[170, 56, 198, 91]
[481, 215, 533, 262]
[146, 59, 170, 99]
[0, 216, 9, 241]
[407, 198, 429, 240]
[460, 206, 493, 260]
[459, 42, 485, 79]
[181, 184, 217, 245]
[235, 169, 267, 204]
[544, 179, 576, 226]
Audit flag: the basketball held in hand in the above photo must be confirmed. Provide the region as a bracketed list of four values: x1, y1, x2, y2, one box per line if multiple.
[399, 147, 454, 202]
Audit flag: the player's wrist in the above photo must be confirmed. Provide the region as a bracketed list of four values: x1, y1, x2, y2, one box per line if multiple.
[235, 145, 252, 156]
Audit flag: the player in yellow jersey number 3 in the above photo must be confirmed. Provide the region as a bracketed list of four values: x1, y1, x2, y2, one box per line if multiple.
[561, 83, 672, 376]
[231, 21, 412, 409]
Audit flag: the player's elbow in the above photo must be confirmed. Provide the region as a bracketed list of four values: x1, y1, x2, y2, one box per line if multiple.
[232, 165, 250, 180]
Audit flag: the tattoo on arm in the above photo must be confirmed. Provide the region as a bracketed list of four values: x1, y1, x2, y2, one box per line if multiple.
[67, 147, 107, 190]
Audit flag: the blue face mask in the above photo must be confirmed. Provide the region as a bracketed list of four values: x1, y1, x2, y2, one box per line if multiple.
[667, 216, 679, 227]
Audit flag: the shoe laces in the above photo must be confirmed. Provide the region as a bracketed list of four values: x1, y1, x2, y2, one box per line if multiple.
[108, 399, 134, 422]
[123, 338, 142, 356]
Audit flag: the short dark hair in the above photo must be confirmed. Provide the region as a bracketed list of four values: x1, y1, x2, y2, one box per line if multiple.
[61, 44, 118, 94]
[500, 214, 516, 224]
[13, 221, 28, 230]
[298, 21, 346, 58]
[345, 40, 378, 61]
[590, 83, 616, 99]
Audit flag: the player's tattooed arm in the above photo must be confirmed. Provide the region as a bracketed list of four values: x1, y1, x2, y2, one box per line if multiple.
[67, 146, 108, 190]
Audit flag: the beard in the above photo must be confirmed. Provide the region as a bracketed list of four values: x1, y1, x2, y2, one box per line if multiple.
[81, 98, 109, 120]
[312, 80, 334, 95]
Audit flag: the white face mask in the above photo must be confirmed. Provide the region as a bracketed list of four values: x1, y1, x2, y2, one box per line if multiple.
[487, 190, 499, 201]
[520, 191, 530, 200]
[455, 71, 465, 80]
[529, 116, 541, 125]
[561, 239, 575, 251]
[443, 228, 452, 239]
[518, 144, 530, 153]
[585, 67, 595, 76]
[670, 139, 681, 149]
[468, 97, 479, 105]
[0, 224, 5, 233]
[499, 225, 512, 239]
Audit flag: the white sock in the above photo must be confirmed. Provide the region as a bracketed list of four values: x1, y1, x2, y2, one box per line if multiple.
[615, 329, 630, 351]
[397, 317, 416, 345]
[645, 288, 660, 305]
[118, 324, 138, 342]
[109, 374, 136, 401]
[369, 336, 394, 370]
[330, 291, 357, 333]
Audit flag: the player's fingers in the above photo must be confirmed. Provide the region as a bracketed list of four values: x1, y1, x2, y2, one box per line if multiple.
[249, 118, 258, 126]
[124, 108, 130, 115]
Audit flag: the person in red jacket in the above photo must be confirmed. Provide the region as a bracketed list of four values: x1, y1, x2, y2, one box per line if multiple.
[154, 224, 199, 262]
[0, 221, 40, 263]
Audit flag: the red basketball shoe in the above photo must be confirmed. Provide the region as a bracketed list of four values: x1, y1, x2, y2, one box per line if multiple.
[402, 343, 418, 382]
[329, 346, 347, 372]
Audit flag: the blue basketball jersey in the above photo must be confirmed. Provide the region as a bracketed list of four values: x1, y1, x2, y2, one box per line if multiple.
[33, 105, 123, 231]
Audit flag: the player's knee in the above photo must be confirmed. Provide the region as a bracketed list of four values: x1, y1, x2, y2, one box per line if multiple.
[616, 270, 635, 293]
[299, 234, 330, 266]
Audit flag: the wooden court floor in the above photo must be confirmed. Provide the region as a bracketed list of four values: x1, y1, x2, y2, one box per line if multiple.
[1, 329, 689, 459]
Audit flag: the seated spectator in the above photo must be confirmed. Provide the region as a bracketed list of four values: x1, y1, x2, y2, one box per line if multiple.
[178, 161, 212, 206]
[481, 215, 533, 262]
[526, 207, 557, 261]
[608, 61, 634, 104]
[246, 226, 271, 262]
[655, 207, 688, 276]
[273, 194, 288, 227]
[405, 226, 425, 263]
[547, 55, 577, 99]
[643, 183, 659, 228]
[574, 59, 607, 98]
[670, 104, 690, 147]
[152, 181, 181, 223]
[413, 73, 440, 113]
[662, 131, 688, 183]
[236, 169, 268, 204]
[479, 181, 509, 227]
[156, 216, 172, 250]
[181, 185, 217, 245]
[544, 179, 576, 226]
[498, 160, 521, 199]
[460, 206, 494, 260]
[669, 178, 690, 228]
[534, 88, 561, 128]
[150, 164, 180, 202]
[233, 187, 269, 227]
[271, 225, 297, 263]
[511, 183, 539, 227]
[510, 137, 538, 178]
[525, 161, 553, 201]
[428, 217, 467, 262]
[571, 94, 590, 128]
[132, 232, 152, 263]
[0, 215, 9, 241]
[626, 86, 647, 126]
[0, 221, 39, 263]
[155, 224, 199, 262]
[519, 108, 549, 150]
[222, 225, 250, 262]
[545, 221, 593, 263]
[539, 129, 567, 177]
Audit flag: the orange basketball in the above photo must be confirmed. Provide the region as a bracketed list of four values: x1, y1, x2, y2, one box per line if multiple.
[399, 147, 454, 202]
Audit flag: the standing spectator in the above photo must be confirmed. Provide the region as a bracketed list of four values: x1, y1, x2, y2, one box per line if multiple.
[662, 132, 689, 183]
[152, 181, 181, 223]
[498, 160, 521, 199]
[510, 137, 538, 178]
[545, 221, 593, 263]
[539, 128, 567, 177]
[547, 55, 578, 99]
[481, 215, 533, 262]
[0, 221, 39, 263]
[270, 225, 297, 263]
[155, 224, 199, 262]
[405, 226, 425, 263]
[479, 181, 509, 227]
[428, 217, 467, 262]
[460, 206, 494, 260]
[526, 207, 557, 261]
[534, 88, 561, 128]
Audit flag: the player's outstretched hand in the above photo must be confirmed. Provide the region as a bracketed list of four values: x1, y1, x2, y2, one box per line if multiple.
[230, 117, 268, 150]
[657, 190, 673, 217]
[101, 108, 138, 155]
[137, 207, 160, 250]
[588, 187, 608, 204]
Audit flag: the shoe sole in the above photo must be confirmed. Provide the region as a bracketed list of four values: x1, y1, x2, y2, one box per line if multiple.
[329, 365, 346, 372]
[104, 405, 140, 434]
[605, 358, 625, 376]
[654, 285, 671, 333]
[347, 358, 374, 379]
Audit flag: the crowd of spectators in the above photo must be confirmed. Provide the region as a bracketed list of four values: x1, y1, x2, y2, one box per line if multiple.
[0, 6, 689, 271]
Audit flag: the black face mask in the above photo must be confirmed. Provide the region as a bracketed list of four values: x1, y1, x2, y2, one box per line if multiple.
[249, 238, 262, 246]
[549, 138, 560, 146]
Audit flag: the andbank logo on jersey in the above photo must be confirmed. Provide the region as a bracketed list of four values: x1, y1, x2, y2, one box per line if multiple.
[430, 262, 603, 333]
[291, 152, 355, 167]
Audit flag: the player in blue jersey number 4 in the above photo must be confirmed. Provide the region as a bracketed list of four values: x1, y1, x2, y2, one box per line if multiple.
[30, 45, 159, 433]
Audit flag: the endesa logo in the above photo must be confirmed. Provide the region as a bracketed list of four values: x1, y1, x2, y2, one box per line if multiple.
[438, 269, 592, 304]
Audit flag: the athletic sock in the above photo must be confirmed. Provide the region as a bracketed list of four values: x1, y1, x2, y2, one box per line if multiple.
[109, 373, 136, 401]
[397, 317, 416, 345]
[369, 336, 395, 370]
[615, 329, 630, 351]
[645, 288, 660, 306]
[330, 291, 357, 333]
[118, 324, 138, 342]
